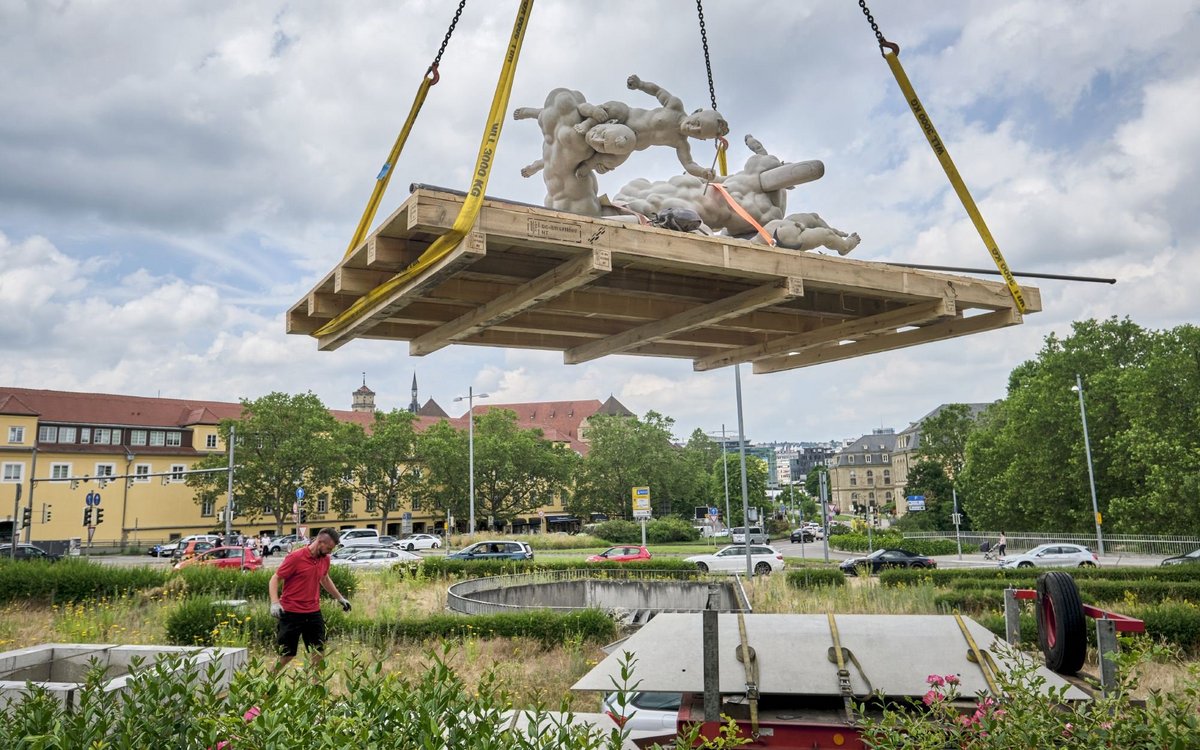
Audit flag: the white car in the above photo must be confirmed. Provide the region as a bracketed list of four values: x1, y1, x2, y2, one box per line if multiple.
[999, 543, 1098, 569]
[395, 533, 441, 551]
[601, 691, 681, 734]
[330, 547, 421, 569]
[685, 544, 785, 576]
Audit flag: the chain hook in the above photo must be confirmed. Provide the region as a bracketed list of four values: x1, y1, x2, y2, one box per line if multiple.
[425, 63, 441, 85]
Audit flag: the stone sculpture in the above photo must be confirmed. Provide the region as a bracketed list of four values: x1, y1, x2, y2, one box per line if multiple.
[513, 88, 602, 215]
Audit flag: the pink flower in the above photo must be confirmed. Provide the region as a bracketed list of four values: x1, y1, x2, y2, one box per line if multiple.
[1063, 722, 1074, 738]
[945, 674, 961, 686]
[922, 690, 945, 706]
[1101, 721, 1113, 730]
[926, 675, 946, 686]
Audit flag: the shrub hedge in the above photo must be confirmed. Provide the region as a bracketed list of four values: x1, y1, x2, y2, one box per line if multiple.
[420, 557, 701, 578]
[785, 568, 846, 589]
[176, 564, 356, 599]
[590, 518, 700, 544]
[880, 565, 1200, 588]
[0, 559, 165, 603]
[165, 597, 617, 647]
[828, 533, 959, 556]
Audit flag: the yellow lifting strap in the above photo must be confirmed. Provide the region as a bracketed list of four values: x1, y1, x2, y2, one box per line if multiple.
[953, 612, 1001, 697]
[734, 610, 760, 738]
[878, 43, 1026, 314]
[315, 0, 535, 340]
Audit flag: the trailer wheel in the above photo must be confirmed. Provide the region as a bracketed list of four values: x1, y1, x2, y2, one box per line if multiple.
[1036, 572, 1086, 674]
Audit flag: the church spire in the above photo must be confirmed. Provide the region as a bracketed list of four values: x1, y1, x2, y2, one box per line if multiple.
[409, 372, 420, 413]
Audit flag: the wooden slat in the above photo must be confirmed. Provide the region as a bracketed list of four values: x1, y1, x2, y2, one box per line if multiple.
[334, 267, 396, 295]
[408, 248, 613, 356]
[693, 298, 954, 371]
[752, 308, 1021, 373]
[564, 277, 804, 365]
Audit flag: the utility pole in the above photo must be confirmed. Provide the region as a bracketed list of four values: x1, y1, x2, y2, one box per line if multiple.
[224, 425, 236, 545]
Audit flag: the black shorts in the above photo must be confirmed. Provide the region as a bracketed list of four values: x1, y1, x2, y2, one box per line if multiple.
[276, 610, 326, 657]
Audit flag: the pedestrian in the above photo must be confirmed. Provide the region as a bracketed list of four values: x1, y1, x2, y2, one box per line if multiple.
[268, 527, 351, 672]
[997, 531, 1007, 558]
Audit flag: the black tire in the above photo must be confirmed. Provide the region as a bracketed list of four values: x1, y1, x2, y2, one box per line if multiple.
[695, 562, 709, 573]
[406, 543, 416, 551]
[1036, 571, 1087, 674]
[755, 562, 772, 576]
[433, 542, 440, 549]
[1079, 561, 1096, 568]
[1018, 561, 1034, 568]
[911, 563, 926, 569]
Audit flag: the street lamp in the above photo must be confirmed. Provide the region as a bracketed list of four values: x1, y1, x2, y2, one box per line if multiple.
[707, 425, 733, 532]
[1071, 374, 1104, 555]
[453, 387, 489, 535]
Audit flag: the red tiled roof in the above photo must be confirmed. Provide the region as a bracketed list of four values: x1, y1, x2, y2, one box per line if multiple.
[446, 399, 631, 455]
[0, 393, 39, 416]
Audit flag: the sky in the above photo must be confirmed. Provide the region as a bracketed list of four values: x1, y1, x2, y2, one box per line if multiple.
[1, 0, 1197, 445]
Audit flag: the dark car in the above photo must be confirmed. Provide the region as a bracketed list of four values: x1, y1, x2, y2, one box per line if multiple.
[790, 528, 817, 543]
[446, 540, 534, 561]
[839, 548, 936, 576]
[0, 543, 60, 562]
[1162, 548, 1200, 566]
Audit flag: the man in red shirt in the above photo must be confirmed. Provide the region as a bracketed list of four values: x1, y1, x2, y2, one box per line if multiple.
[268, 527, 351, 670]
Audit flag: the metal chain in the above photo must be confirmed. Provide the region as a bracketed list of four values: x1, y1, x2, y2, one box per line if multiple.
[696, 0, 718, 110]
[430, 0, 468, 72]
[857, 0, 886, 46]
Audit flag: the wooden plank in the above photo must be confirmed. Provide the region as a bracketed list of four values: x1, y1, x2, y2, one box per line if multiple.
[367, 235, 424, 270]
[565, 277, 804, 365]
[334, 267, 397, 295]
[316, 232, 488, 351]
[752, 308, 1021, 373]
[693, 298, 954, 371]
[408, 248, 613, 356]
[307, 292, 346, 318]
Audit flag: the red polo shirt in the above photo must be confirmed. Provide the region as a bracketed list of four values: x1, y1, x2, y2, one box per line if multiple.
[276, 546, 331, 614]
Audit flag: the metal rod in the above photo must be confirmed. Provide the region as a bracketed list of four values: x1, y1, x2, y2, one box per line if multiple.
[225, 425, 236, 545]
[1075, 374, 1105, 555]
[887, 262, 1116, 284]
[734, 365, 753, 577]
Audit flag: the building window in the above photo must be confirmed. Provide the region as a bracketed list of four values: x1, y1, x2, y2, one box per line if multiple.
[847, 455, 855, 464]
[865, 454, 872, 464]
[50, 463, 71, 481]
[411, 495, 422, 511]
[851, 492, 859, 502]
[201, 497, 215, 517]
[365, 495, 376, 512]
[8, 426, 24, 444]
[883, 469, 891, 484]
[886, 491, 893, 502]
[130, 430, 148, 446]
[317, 494, 328, 514]
[149, 431, 165, 446]
[95, 463, 116, 478]
[166, 431, 181, 447]
[38, 425, 57, 443]
[849, 470, 857, 487]
[93, 428, 111, 445]
[882, 453, 890, 463]
[58, 426, 77, 443]
[134, 464, 151, 483]
[2, 463, 23, 482]
[80, 428, 91, 444]
[170, 464, 186, 482]
[206, 434, 218, 449]
[866, 470, 874, 485]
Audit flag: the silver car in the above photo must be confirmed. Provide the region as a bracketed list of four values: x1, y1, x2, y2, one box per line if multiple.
[330, 547, 421, 569]
[999, 543, 1098, 569]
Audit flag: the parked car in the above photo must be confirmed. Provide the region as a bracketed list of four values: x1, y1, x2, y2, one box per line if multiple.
[173, 546, 262, 571]
[395, 533, 442, 551]
[586, 545, 651, 563]
[172, 538, 219, 561]
[999, 543, 1098, 569]
[0, 543, 60, 562]
[601, 691, 682, 733]
[789, 528, 817, 543]
[148, 542, 179, 557]
[330, 547, 421, 569]
[685, 545, 784, 576]
[731, 526, 769, 545]
[446, 540, 534, 561]
[339, 528, 381, 547]
[1162, 548, 1200, 566]
[839, 548, 936, 576]
[265, 534, 305, 555]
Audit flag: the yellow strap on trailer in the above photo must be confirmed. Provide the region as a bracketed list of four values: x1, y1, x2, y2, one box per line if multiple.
[343, 67, 440, 260]
[879, 44, 1026, 314]
[315, 0, 535, 340]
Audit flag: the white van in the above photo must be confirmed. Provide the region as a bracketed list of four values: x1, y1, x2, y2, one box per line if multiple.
[731, 526, 769, 544]
[338, 528, 380, 547]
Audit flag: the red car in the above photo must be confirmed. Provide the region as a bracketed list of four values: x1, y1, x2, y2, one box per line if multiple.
[586, 545, 652, 563]
[173, 546, 263, 571]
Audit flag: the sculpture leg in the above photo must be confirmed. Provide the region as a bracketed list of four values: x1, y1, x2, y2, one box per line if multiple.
[520, 159, 545, 179]
[512, 106, 542, 120]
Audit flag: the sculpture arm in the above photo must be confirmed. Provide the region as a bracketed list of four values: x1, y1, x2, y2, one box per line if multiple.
[745, 134, 767, 156]
[676, 144, 714, 181]
[627, 74, 683, 109]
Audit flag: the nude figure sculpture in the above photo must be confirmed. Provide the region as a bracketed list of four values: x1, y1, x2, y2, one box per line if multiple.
[513, 88, 603, 216]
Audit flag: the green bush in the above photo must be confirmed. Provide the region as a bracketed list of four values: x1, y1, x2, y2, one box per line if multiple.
[420, 556, 700, 578]
[784, 568, 846, 588]
[591, 518, 699, 544]
[0, 558, 166, 603]
[1138, 601, 1200, 651]
[525, 533, 606, 550]
[175, 563, 356, 599]
[828, 533, 959, 556]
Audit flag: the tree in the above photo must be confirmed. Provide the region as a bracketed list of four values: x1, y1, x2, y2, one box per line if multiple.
[917, 403, 982, 479]
[187, 392, 343, 535]
[804, 465, 828, 500]
[709, 452, 769, 526]
[340, 409, 422, 532]
[892, 460, 955, 532]
[419, 409, 578, 529]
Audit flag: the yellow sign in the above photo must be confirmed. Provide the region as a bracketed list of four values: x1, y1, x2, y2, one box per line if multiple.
[1096, 512, 1103, 526]
[631, 486, 651, 517]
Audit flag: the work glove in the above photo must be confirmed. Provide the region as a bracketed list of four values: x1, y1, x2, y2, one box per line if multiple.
[270, 602, 283, 618]
[338, 597, 352, 613]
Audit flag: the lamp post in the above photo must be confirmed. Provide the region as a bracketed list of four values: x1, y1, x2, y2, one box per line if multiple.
[734, 364, 753, 577]
[707, 425, 733, 532]
[1071, 374, 1104, 555]
[453, 387, 489, 535]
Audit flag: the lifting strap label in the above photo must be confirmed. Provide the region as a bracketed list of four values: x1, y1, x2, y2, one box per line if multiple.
[882, 50, 1026, 314]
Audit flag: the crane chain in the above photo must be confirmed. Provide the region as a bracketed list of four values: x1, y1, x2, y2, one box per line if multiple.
[696, 0, 718, 111]
[430, 0, 468, 74]
[857, 0, 888, 48]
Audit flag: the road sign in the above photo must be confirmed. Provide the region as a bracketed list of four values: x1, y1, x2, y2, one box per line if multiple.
[296, 487, 305, 500]
[906, 495, 926, 512]
[85, 491, 101, 507]
[709, 506, 719, 517]
[951, 512, 962, 526]
[631, 486, 651, 519]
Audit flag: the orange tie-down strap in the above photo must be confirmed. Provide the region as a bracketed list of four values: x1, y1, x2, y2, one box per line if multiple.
[709, 182, 775, 246]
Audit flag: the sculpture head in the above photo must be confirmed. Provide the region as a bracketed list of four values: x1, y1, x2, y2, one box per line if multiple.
[680, 109, 729, 140]
[585, 123, 637, 155]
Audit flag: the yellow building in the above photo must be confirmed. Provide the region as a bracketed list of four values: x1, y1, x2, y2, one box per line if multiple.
[0, 385, 630, 548]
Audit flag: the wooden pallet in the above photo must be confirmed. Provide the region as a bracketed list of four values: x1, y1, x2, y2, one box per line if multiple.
[287, 186, 1039, 373]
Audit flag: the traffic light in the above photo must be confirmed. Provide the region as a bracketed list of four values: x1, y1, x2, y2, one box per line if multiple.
[84, 507, 93, 526]
[42, 504, 52, 523]
[95, 508, 105, 525]
[298, 509, 307, 524]
[20, 507, 31, 529]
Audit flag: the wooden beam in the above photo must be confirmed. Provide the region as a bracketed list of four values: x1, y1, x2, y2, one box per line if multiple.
[564, 277, 804, 365]
[334, 267, 396, 295]
[693, 298, 954, 371]
[408, 248, 613, 356]
[367, 235, 423, 270]
[752, 308, 1021, 373]
[306, 292, 346, 318]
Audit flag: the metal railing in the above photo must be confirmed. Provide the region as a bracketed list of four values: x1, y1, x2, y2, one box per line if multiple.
[902, 531, 1200, 557]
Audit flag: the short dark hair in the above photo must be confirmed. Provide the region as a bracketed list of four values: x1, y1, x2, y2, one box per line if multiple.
[317, 527, 340, 545]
